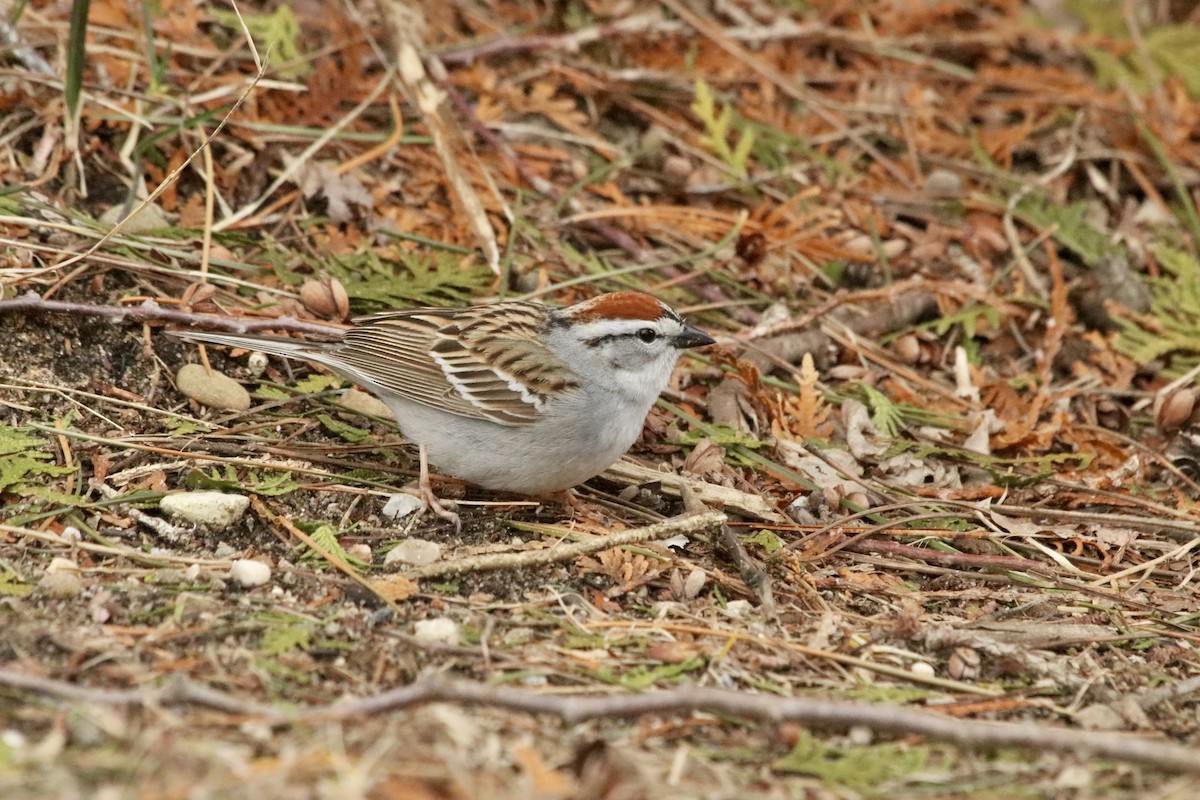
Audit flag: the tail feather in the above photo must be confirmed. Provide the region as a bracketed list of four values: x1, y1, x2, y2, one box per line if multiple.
[173, 330, 399, 404]
[171, 330, 332, 363]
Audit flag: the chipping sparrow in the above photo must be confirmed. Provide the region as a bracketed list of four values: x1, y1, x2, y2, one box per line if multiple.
[175, 292, 714, 525]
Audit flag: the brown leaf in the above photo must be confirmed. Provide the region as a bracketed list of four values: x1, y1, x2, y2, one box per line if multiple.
[371, 574, 419, 602]
[681, 438, 729, 483]
[512, 742, 570, 796]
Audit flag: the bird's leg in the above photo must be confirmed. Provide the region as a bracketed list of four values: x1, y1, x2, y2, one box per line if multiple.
[546, 488, 589, 518]
[417, 443, 461, 532]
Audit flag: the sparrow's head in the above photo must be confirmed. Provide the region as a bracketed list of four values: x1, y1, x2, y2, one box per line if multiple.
[547, 292, 714, 397]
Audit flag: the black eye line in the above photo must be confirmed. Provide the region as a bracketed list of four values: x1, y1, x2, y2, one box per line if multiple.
[585, 329, 663, 348]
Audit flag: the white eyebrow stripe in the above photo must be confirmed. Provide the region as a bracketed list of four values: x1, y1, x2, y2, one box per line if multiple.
[575, 317, 683, 341]
[575, 319, 654, 338]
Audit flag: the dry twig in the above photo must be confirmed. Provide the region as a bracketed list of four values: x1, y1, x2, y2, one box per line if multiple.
[401, 511, 726, 580]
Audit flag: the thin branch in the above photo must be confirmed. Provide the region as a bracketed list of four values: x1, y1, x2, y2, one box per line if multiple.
[309, 677, 1200, 775]
[401, 511, 727, 580]
[0, 292, 346, 337]
[4, 669, 1199, 774]
[0, 670, 278, 718]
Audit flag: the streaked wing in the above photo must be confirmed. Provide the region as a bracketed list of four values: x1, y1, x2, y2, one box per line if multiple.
[334, 303, 579, 426]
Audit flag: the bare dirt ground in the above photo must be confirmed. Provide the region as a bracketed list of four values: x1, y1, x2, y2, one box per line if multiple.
[5, 1, 1200, 798]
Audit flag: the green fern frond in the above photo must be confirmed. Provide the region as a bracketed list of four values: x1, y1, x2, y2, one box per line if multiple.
[0, 424, 75, 495]
[1113, 245, 1200, 375]
[1014, 194, 1114, 263]
[300, 523, 369, 570]
[691, 79, 755, 177]
[861, 385, 904, 437]
[321, 250, 492, 310]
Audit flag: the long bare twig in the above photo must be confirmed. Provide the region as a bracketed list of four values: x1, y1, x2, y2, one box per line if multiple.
[401, 511, 726, 580]
[4, 668, 1199, 774]
[0, 292, 345, 336]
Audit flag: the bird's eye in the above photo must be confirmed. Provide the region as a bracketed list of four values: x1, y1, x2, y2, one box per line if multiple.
[636, 328, 658, 343]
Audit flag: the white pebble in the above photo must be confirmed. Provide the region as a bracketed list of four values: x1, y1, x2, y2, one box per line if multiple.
[847, 725, 874, 746]
[246, 351, 270, 377]
[382, 493, 423, 520]
[384, 539, 442, 566]
[910, 661, 936, 677]
[722, 600, 753, 617]
[229, 559, 271, 588]
[160, 491, 249, 530]
[47, 557, 79, 574]
[1075, 704, 1126, 731]
[412, 617, 459, 646]
[923, 168, 963, 199]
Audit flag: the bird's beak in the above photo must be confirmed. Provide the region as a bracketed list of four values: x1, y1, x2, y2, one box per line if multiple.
[672, 325, 716, 350]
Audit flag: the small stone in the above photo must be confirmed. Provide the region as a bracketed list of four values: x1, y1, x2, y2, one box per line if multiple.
[382, 493, 423, 520]
[1075, 703, 1125, 731]
[910, 661, 936, 678]
[844, 492, 870, 510]
[347, 543, 373, 563]
[842, 234, 872, 255]
[246, 351, 270, 377]
[1055, 764, 1093, 791]
[662, 154, 693, 181]
[682, 569, 706, 599]
[38, 571, 82, 598]
[176, 363, 251, 411]
[412, 617, 459, 646]
[46, 557, 79, 574]
[229, 559, 271, 588]
[892, 334, 921, 365]
[384, 538, 442, 567]
[99, 201, 169, 233]
[923, 168, 963, 199]
[503, 627, 533, 647]
[160, 491, 250, 530]
[847, 725, 873, 746]
[337, 388, 395, 421]
[723, 600, 753, 617]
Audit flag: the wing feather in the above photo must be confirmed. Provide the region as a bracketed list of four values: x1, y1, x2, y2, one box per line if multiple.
[332, 302, 579, 426]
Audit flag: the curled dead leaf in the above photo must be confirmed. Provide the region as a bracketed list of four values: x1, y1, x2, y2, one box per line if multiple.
[180, 281, 219, 313]
[371, 573, 419, 602]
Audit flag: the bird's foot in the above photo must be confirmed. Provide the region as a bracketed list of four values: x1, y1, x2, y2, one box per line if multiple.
[416, 444, 460, 532]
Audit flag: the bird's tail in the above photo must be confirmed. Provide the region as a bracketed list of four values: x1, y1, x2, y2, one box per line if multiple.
[171, 330, 333, 363]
